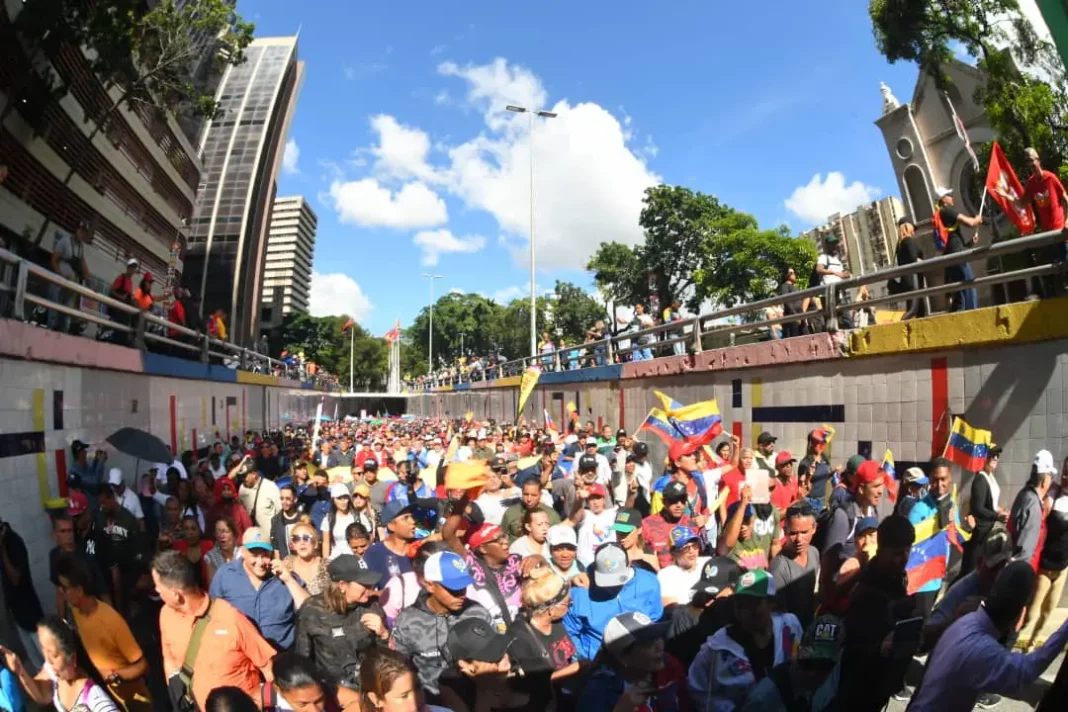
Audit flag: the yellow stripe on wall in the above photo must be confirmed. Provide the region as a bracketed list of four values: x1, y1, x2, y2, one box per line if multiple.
[751, 378, 763, 449]
[33, 389, 49, 504]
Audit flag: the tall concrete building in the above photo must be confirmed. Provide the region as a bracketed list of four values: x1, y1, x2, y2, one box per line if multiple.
[799, 196, 905, 287]
[0, 2, 201, 295]
[184, 35, 304, 347]
[260, 195, 316, 327]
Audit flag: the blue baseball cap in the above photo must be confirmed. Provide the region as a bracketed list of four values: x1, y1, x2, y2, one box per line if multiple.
[855, 516, 879, 536]
[380, 500, 415, 527]
[423, 551, 474, 590]
[668, 525, 700, 551]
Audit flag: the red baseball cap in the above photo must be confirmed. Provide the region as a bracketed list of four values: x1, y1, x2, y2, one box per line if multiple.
[855, 460, 884, 486]
[67, 491, 89, 517]
[668, 439, 701, 463]
[586, 483, 607, 499]
[775, 451, 796, 468]
[466, 523, 504, 549]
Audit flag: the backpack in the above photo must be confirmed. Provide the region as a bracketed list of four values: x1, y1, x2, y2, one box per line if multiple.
[811, 498, 855, 562]
[931, 207, 949, 253]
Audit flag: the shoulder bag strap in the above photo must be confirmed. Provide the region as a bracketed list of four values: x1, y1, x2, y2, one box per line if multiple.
[475, 558, 513, 627]
[178, 600, 214, 692]
[250, 481, 263, 527]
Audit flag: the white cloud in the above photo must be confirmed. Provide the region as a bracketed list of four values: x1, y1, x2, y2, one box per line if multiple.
[344, 63, 388, 80]
[436, 58, 660, 270]
[784, 172, 882, 225]
[327, 58, 659, 270]
[328, 179, 447, 229]
[308, 272, 372, 322]
[282, 139, 300, 175]
[368, 115, 435, 181]
[412, 229, 486, 266]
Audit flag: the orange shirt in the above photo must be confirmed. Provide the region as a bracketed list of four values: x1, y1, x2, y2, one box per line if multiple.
[159, 595, 275, 710]
[72, 600, 152, 709]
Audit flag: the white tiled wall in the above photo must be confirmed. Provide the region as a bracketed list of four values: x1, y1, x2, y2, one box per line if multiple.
[0, 357, 327, 607]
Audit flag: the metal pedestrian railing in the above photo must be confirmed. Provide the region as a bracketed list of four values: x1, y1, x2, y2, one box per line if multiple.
[0, 246, 340, 390]
[408, 227, 1068, 390]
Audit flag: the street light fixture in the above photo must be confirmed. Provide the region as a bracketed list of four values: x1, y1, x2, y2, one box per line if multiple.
[420, 273, 443, 375]
[506, 104, 557, 359]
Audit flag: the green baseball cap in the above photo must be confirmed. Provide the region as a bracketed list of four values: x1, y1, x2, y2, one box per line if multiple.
[844, 455, 867, 476]
[734, 569, 775, 598]
[799, 615, 846, 662]
[612, 507, 642, 534]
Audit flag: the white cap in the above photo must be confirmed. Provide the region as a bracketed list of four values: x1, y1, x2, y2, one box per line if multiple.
[547, 524, 577, 548]
[329, 482, 351, 499]
[564, 434, 578, 445]
[1034, 449, 1057, 475]
[937, 186, 953, 199]
[126, 257, 139, 267]
[107, 468, 123, 486]
[477, 428, 487, 439]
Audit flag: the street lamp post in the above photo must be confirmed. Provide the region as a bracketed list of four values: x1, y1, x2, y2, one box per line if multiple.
[421, 273, 443, 376]
[506, 104, 557, 360]
[459, 330, 466, 358]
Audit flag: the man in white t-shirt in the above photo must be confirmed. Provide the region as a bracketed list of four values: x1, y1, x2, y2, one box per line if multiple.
[816, 235, 850, 286]
[107, 467, 144, 526]
[572, 483, 618, 566]
[48, 220, 92, 332]
[656, 525, 709, 606]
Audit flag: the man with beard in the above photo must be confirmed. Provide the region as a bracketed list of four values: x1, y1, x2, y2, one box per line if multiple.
[642, 481, 696, 569]
[770, 502, 819, 627]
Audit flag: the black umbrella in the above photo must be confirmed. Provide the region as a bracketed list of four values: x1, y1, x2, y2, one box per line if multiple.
[106, 427, 172, 464]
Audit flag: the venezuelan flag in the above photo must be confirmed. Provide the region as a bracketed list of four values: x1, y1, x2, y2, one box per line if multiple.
[661, 398, 723, 441]
[906, 529, 949, 594]
[882, 450, 898, 503]
[654, 390, 685, 412]
[544, 409, 556, 432]
[945, 417, 992, 472]
[638, 408, 679, 446]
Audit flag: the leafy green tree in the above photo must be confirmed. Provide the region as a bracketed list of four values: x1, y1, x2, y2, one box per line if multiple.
[693, 214, 818, 308]
[869, 0, 1068, 176]
[278, 313, 387, 389]
[551, 281, 607, 345]
[490, 296, 552, 361]
[586, 241, 646, 312]
[15, 0, 255, 245]
[405, 293, 504, 370]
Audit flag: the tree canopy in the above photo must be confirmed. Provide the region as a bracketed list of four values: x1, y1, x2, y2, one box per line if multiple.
[401, 281, 607, 377]
[587, 185, 814, 314]
[275, 313, 388, 390]
[869, 0, 1068, 176]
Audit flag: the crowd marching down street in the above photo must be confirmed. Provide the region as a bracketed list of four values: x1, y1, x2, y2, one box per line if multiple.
[0, 398, 1064, 712]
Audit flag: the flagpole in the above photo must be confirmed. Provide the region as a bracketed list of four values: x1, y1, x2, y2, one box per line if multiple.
[978, 186, 988, 216]
[349, 326, 354, 394]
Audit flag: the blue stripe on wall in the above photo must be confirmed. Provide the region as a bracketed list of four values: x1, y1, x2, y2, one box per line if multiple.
[751, 405, 846, 423]
[540, 365, 624, 385]
[142, 353, 238, 382]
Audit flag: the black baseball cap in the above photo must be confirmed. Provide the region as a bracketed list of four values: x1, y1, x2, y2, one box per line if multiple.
[446, 618, 513, 662]
[578, 454, 599, 472]
[632, 442, 649, 457]
[691, 556, 743, 595]
[612, 507, 642, 534]
[616, 428, 628, 438]
[662, 480, 688, 503]
[71, 440, 90, 455]
[490, 455, 508, 472]
[327, 555, 382, 587]
[757, 432, 777, 446]
[363, 459, 378, 471]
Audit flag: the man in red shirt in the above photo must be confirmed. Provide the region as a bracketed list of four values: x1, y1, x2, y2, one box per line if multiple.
[770, 451, 799, 511]
[1022, 147, 1068, 231]
[641, 481, 695, 569]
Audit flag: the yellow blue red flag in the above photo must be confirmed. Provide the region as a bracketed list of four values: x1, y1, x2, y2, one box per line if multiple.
[945, 417, 992, 472]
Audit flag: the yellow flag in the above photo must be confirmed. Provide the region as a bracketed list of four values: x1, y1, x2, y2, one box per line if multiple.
[516, 366, 542, 419]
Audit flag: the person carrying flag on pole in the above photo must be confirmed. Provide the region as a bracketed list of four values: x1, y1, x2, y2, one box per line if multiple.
[937, 188, 983, 312]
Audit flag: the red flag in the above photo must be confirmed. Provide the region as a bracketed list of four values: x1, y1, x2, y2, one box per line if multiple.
[342, 319, 355, 332]
[986, 141, 1036, 235]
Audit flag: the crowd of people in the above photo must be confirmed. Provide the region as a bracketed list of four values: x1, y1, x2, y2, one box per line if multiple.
[0, 414, 1064, 712]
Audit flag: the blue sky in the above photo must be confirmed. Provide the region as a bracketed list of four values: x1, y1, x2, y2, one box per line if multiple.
[245, 0, 923, 334]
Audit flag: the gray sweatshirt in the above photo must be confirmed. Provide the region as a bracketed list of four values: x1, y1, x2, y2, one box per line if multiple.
[1010, 487, 1044, 564]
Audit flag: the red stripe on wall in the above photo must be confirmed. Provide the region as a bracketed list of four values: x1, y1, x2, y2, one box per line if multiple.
[597, 415, 604, 432]
[931, 357, 949, 458]
[618, 386, 625, 430]
[242, 390, 247, 434]
[169, 395, 177, 454]
[732, 421, 743, 441]
[55, 449, 68, 498]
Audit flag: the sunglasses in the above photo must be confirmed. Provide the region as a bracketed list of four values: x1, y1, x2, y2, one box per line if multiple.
[290, 533, 316, 544]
